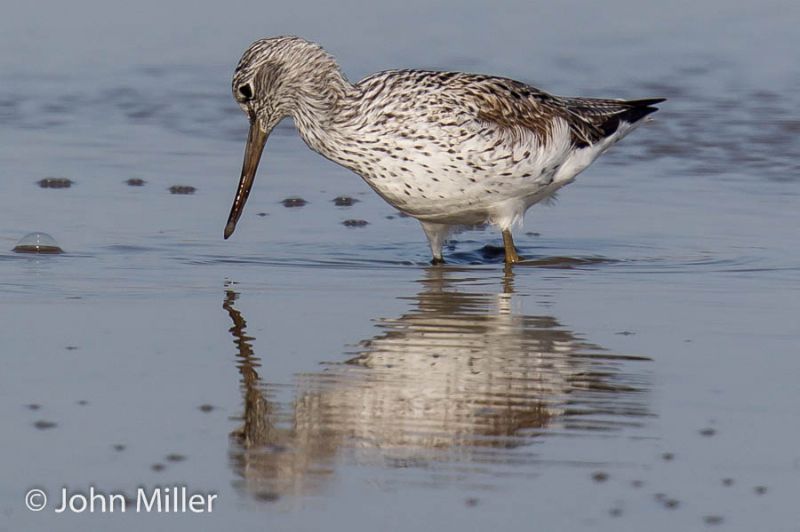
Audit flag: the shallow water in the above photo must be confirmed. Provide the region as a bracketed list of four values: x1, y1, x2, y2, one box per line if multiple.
[2, 1, 799, 530]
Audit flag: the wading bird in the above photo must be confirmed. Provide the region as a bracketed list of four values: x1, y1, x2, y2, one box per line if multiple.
[224, 36, 663, 264]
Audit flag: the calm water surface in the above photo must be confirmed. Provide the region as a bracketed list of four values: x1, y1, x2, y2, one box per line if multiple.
[1, 1, 799, 531]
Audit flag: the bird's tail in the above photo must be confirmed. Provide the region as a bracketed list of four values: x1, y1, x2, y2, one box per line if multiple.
[604, 98, 666, 133]
[565, 97, 666, 147]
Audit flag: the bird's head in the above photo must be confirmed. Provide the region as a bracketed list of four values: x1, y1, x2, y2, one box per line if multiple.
[224, 36, 345, 239]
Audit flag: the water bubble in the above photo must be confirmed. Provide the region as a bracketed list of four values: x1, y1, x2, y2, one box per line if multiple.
[12, 232, 63, 254]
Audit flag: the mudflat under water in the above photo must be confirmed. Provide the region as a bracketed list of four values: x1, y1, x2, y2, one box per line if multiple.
[1, 1, 799, 531]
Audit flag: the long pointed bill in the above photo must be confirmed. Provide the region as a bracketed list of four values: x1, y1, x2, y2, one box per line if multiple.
[224, 119, 268, 239]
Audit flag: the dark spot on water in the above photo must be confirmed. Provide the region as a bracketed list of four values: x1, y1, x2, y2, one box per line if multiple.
[151, 463, 166, 472]
[631, 480, 644, 488]
[699, 427, 716, 437]
[465, 497, 479, 508]
[125, 178, 146, 186]
[609, 507, 623, 517]
[253, 492, 280, 503]
[524, 231, 540, 237]
[165, 453, 186, 463]
[65, 345, 78, 351]
[591, 471, 609, 483]
[169, 185, 196, 195]
[342, 219, 368, 227]
[33, 420, 57, 430]
[256, 212, 268, 217]
[386, 456, 429, 468]
[396, 211, 411, 218]
[198, 404, 215, 413]
[14, 243, 63, 254]
[703, 515, 723, 526]
[38, 177, 73, 189]
[281, 197, 307, 207]
[112, 444, 126, 452]
[661, 452, 675, 461]
[754, 485, 767, 495]
[662, 498, 680, 509]
[76, 400, 88, 406]
[333, 195, 358, 206]
[385, 215, 395, 219]
[722, 478, 734, 486]
[26, 404, 41, 411]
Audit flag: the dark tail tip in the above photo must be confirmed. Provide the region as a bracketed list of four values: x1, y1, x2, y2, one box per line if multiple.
[600, 98, 666, 136]
[620, 98, 666, 122]
[627, 97, 667, 107]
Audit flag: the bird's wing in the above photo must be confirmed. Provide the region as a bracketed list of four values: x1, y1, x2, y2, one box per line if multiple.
[452, 75, 664, 148]
[464, 76, 571, 146]
[354, 71, 663, 148]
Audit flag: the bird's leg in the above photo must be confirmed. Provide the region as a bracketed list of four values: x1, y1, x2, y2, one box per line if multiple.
[420, 221, 450, 266]
[502, 229, 522, 264]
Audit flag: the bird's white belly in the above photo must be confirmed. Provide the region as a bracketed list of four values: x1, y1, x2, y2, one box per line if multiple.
[349, 128, 578, 227]
[311, 117, 603, 229]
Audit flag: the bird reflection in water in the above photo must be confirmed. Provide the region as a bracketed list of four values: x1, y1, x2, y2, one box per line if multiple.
[225, 267, 651, 500]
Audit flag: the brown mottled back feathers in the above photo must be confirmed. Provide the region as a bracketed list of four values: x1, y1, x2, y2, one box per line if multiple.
[356, 70, 664, 148]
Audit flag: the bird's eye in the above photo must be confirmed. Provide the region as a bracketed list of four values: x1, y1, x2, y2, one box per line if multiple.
[237, 83, 254, 101]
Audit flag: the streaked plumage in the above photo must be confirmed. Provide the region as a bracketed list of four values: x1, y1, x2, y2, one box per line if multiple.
[224, 36, 664, 264]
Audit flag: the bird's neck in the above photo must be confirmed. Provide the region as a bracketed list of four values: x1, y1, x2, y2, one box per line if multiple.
[290, 66, 357, 156]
